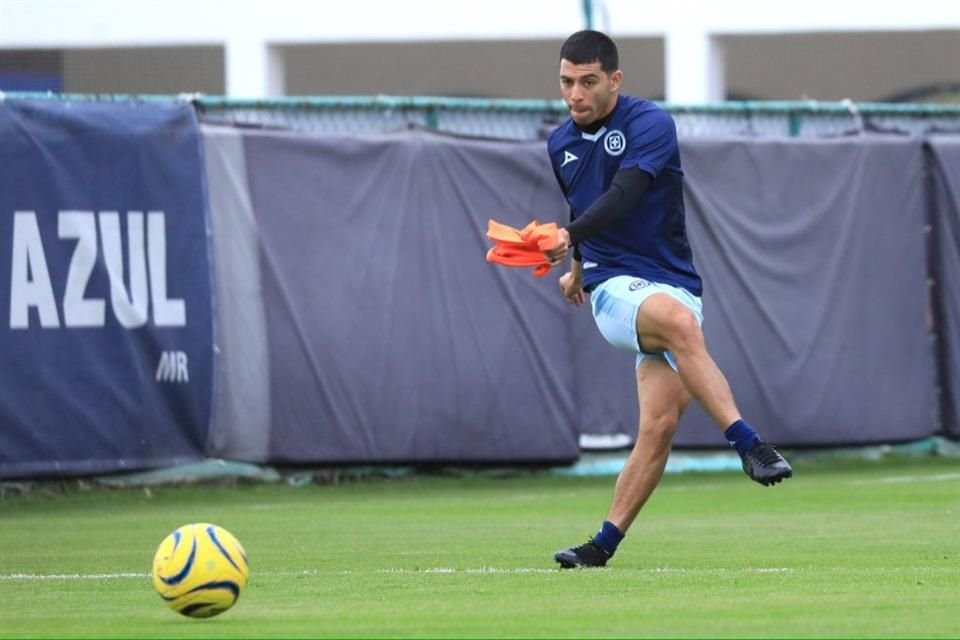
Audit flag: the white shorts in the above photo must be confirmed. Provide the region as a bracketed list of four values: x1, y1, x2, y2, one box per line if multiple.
[589, 275, 704, 371]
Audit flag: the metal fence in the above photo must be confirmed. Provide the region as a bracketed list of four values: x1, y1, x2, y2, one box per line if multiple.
[5, 92, 960, 139]
[194, 96, 960, 139]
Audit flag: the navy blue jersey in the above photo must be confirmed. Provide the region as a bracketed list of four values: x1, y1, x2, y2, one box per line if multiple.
[548, 94, 702, 296]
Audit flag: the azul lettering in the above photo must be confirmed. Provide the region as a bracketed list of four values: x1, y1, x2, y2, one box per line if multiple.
[9, 210, 186, 329]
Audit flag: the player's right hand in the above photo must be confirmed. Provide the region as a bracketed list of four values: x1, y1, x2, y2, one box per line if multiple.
[544, 228, 571, 266]
[559, 271, 585, 307]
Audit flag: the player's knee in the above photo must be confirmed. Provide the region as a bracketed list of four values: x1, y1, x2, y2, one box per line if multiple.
[664, 308, 702, 353]
[639, 412, 679, 445]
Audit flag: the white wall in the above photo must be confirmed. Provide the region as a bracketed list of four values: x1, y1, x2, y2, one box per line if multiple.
[4, 0, 960, 45]
[2, 0, 960, 100]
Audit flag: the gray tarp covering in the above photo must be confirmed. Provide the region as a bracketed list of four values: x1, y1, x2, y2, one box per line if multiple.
[928, 137, 960, 437]
[571, 137, 937, 447]
[203, 127, 272, 462]
[205, 128, 941, 463]
[677, 137, 936, 446]
[242, 130, 579, 462]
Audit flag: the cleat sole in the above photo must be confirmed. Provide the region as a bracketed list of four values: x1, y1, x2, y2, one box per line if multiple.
[760, 470, 793, 486]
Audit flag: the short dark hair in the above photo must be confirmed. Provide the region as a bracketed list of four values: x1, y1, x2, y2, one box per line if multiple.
[560, 30, 619, 73]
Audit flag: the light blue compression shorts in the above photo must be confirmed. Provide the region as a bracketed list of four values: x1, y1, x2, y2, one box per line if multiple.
[589, 275, 704, 371]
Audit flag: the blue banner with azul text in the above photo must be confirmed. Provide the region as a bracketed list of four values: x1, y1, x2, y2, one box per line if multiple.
[0, 100, 214, 478]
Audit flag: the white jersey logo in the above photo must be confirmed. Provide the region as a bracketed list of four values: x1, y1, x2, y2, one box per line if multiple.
[561, 150, 579, 167]
[603, 130, 626, 156]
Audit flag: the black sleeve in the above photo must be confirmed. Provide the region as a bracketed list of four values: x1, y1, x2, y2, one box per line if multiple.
[565, 167, 652, 245]
[569, 207, 582, 261]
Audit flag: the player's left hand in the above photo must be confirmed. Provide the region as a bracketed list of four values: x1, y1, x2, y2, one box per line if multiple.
[545, 228, 571, 266]
[559, 271, 585, 306]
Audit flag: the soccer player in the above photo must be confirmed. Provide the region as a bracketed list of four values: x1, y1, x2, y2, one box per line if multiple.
[545, 30, 793, 569]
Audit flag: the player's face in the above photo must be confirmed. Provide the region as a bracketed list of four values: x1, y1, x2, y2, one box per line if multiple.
[559, 59, 622, 126]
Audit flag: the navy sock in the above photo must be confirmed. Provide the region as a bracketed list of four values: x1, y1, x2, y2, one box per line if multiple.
[593, 521, 624, 556]
[724, 419, 760, 458]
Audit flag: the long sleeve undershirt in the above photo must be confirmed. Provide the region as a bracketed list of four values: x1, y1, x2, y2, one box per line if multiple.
[566, 167, 652, 247]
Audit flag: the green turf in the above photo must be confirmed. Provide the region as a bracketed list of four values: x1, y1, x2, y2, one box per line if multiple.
[1, 457, 958, 638]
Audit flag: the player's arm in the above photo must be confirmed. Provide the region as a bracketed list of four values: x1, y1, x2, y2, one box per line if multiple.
[569, 206, 582, 263]
[566, 167, 652, 244]
[559, 204, 585, 306]
[559, 254, 585, 306]
[545, 168, 652, 263]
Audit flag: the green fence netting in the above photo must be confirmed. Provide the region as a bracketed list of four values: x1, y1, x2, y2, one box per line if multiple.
[4, 92, 960, 139]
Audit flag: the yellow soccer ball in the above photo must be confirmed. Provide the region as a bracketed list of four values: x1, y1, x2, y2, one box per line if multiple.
[151, 523, 249, 618]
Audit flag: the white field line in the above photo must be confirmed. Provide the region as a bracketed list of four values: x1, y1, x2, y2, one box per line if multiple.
[3, 565, 958, 582]
[846, 472, 960, 485]
[0, 567, 794, 581]
[0, 572, 150, 580]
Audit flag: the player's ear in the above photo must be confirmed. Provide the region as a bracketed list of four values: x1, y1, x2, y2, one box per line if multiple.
[610, 69, 623, 90]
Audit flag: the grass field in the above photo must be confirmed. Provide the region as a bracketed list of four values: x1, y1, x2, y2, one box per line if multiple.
[1, 457, 958, 638]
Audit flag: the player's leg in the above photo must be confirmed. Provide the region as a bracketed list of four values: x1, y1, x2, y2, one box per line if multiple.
[635, 292, 792, 486]
[635, 292, 738, 428]
[554, 357, 688, 569]
[605, 357, 689, 532]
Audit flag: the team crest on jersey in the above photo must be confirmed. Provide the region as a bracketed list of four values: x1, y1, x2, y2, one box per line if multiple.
[604, 129, 626, 156]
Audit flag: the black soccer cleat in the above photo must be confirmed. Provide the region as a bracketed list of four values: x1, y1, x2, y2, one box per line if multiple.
[554, 538, 611, 569]
[742, 440, 793, 486]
